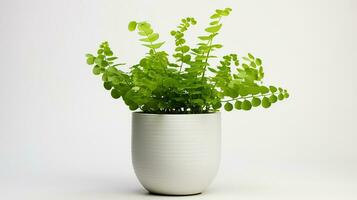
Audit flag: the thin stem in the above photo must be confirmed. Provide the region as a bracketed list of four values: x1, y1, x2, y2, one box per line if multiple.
[179, 43, 184, 72]
[201, 17, 222, 80]
[201, 39, 213, 79]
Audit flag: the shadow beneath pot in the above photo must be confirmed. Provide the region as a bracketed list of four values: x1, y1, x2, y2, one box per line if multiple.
[146, 191, 202, 197]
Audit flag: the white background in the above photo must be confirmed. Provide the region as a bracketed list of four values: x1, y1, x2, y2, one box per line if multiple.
[0, 0, 356, 199]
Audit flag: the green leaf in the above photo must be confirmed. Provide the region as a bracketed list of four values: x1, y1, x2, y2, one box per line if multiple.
[251, 86, 261, 95]
[262, 97, 271, 108]
[137, 22, 151, 32]
[94, 57, 102, 65]
[210, 20, 219, 25]
[111, 63, 126, 67]
[181, 45, 190, 53]
[132, 86, 140, 92]
[208, 67, 217, 73]
[269, 95, 278, 103]
[143, 42, 165, 49]
[198, 36, 211, 40]
[269, 86, 277, 93]
[183, 54, 191, 62]
[239, 87, 249, 96]
[242, 57, 250, 61]
[284, 93, 290, 98]
[97, 49, 103, 54]
[176, 38, 186, 45]
[210, 13, 220, 19]
[255, 58, 262, 66]
[92, 66, 101, 75]
[242, 63, 249, 69]
[225, 7, 232, 12]
[248, 53, 254, 59]
[234, 100, 242, 110]
[140, 33, 159, 42]
[111, 89, 121, 99]
[224, 102, 233, 111]
[278, 93, 284, 100]
[128, 21, 137, 31]
[260, 86, 270, 94]
[138, 31, 147, 36]
[221, 10, 229, 16]
[211, 44, 223, 48]
[242, 100, 252, 110]
[148, 33, 159, 42]
[205, 24, 222, 33]
[129, 104, 139, 111]
[251, 97, 261, 107]
[86, 57, 94, 65]
[104, 49, 113, 56]
[212, 102, 222, 109]
[103, 82, 112, 90]
[107, 57, 117, 61]
[192, 99, 204, 105]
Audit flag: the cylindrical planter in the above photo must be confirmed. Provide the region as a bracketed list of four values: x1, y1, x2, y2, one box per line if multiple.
[131, 112, 221, 195]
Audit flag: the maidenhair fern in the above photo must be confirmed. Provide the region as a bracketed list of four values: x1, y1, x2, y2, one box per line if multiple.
[85, 8, 289, 114]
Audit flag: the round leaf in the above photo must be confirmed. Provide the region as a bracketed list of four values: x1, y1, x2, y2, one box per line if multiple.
[86, 57, 94, 65]
[111, 89, 121, 99]
[269, 86, 277, 93]
[170, 30, 177, 36]
[255, 58, 262, 66]
[224, 102, 233, 111]
[181, 45, 190, 53]
[269, 95, 278, 103]
[278, 93, 284, 100]
[103, 82, 112, 90]
[129, 104, 138, 111]
[128, 21, 137, 31]
[262, 97, 271, 108]
[92, 66, 101, 75]
[212, 102, 222, 109]
[234, 100, 242, 110]
[260, 86, 269, 94]
[251, 97, 261, 107]
[94, 57, 102, 65]
[148, 33, 159, 42]
[242, 100, 252, 110]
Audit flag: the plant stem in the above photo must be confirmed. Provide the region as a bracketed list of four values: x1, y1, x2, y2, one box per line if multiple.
[201, 39, 213, 79]
[201, 17, 221, 80]
[179, 43, 184, 72]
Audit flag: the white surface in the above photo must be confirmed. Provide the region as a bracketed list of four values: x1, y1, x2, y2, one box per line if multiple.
[132, 113, 220, 195]
[0, 0, 356, 199]
[2, 163, 357, 200]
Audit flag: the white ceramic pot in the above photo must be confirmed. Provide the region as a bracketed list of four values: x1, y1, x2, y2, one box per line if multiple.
[131, 112, 221, 195]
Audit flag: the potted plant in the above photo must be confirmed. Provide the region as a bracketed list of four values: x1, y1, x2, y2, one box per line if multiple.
[85, 7, 289, 195]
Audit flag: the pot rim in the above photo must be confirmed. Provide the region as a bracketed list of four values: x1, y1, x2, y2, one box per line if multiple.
[132, 111, 220, 116]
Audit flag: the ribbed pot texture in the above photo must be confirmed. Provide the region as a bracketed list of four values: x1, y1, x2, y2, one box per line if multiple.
[131, 112, 221, 195]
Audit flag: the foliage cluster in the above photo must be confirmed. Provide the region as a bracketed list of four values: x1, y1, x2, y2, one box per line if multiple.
[85, 8, 289, 114]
